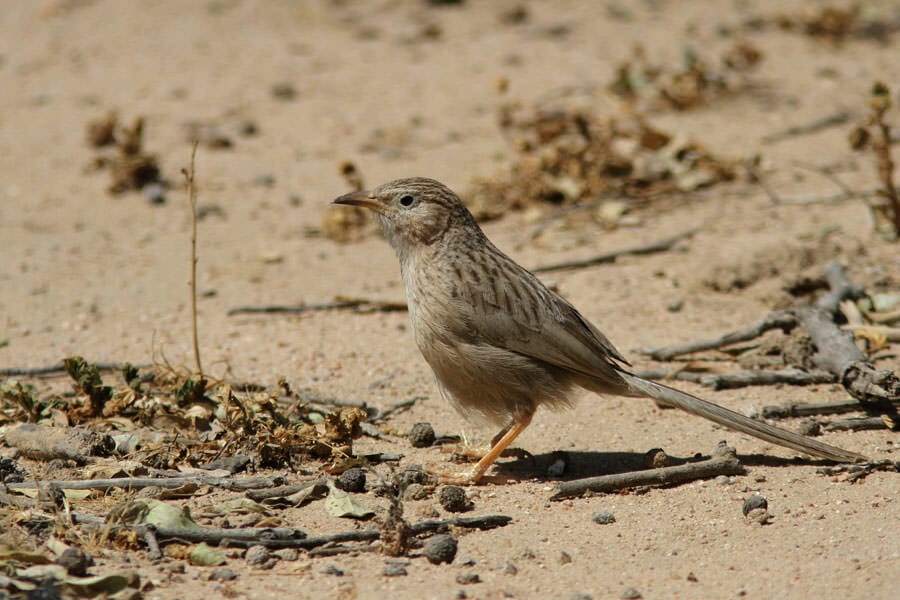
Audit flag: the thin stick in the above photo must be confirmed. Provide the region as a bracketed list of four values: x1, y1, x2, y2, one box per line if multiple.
[182, 141, 203, 376]
[0, 362, 148, 378]
[6, 474, 281, 492]
[761, 110, 853, 144]
[823, 416, 896, 432]
[228, 298, 407, 316]
[71, 513, 512, 550]
[759, 398, 899, 419]
[143, 527, 162, 560]
[550, 444, 744, 500]
[641, 311, 796, 361]
[841, 324, 900, 342]
[869, 82, 900, 235]
[531, 228, 698, 274]
[370, 396, 422, 423]
[697, 368, 835, 390]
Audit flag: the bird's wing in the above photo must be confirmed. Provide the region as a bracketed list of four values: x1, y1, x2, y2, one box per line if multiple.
[456, 249, 631, 381]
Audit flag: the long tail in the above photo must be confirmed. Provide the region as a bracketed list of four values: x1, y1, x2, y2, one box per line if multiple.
[618, 371, 865, 463]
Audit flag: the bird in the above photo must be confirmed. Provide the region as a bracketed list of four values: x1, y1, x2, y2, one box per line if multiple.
[333, 177, 864, 483]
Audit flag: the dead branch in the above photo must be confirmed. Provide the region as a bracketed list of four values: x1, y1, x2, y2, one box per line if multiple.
[795, 305, 899, 403]
[182, 140, 203, 377]
[698, 368, 835, 390]
[227, 297, 407, 316]
[531, 228, 698, 274]
[550, 443, 744, 500]
[761, 110, 853, 144]
[2, 423, 114, 463]
[71, 513, 511, 550]
[245, 479, 326, 502]
[632, 368, 706, 384]
[823, 415, 897, 432]
[758, 398, 900, 419]
[642, 311, 796, 361]
[370, 397, 422, 423]
[0, 361, 146, 378]
[6, 474, 281, 492]
[841, 324, 900, 342]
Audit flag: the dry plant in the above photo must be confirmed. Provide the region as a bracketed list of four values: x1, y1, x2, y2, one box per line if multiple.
[850, 82, 900, 238]
[181, 142, 204, 376]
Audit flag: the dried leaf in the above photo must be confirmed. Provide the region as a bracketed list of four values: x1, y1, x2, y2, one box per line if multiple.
[324, 483, 374, 519]
[188, 543, 226, 566]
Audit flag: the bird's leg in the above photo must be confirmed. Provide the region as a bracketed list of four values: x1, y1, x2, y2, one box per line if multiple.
[467, 414, 533, 483]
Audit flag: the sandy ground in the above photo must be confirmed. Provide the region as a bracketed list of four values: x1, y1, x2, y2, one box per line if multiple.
[1, 1, 899, 599]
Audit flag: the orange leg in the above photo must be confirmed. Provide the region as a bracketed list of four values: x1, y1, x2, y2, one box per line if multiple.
[467, 414, 533, 483]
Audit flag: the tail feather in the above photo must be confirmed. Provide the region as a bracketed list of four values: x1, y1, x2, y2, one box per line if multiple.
[619, 372, 865, 463]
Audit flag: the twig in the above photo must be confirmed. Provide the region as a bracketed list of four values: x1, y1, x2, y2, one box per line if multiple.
[370, 396, 422, 423]
[698, 368, 835, 390]
[299, 392, 369, 410]
[642, 311, 796, 361]
[0, 362, 147, 378]
[841, 324, 900, 342]
[72, 513, 512, 550]
[761, 110, 853, 144]
[550, 443, 744, 500]
[531, 228, 698, 274]
[143, 527, 162, 560]
[6, 474, 281, 492]
[868, 82, 900, 236]
[864, 307, 900, 325]
[758, 398, 899, 419]
[823, 415, 897, 432]
[632, 368, 706, 384]
[245, 479, 326, 502]
[182, 140, 203, 377]
[228, 298, 407, 316]
[815, 261, 867, 316]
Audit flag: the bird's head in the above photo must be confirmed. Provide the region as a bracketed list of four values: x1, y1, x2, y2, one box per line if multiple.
[332, 177, 477, 254]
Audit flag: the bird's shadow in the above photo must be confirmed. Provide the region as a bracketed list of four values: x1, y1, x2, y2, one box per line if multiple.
[488, 447, 839, 482]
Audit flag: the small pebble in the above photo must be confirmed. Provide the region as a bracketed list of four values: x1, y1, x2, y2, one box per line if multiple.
[408, 422, 436, 447]
[716, 475, 733, 486]
[273, 549, 298, 562]
[592, 511, 616, 525]
[244, 545, 270, 566]
[620, 587, 642, 599]
[742, 494, 768, 516]
[337, 467, 366, 493]
[403, 483, 430, 501]
[570, 594, 593, 600]
[504, 562, 518, 575]
[141, 182, 166, 205]
[56, 548, 92, 576]
[798, 418, 821, 436]
[400, 464, 432, 485]
[439, 486, 469, 512]
[456, 573, 481, 585]
[271, 82, 297, 100]
[423, 533, 458, 565]
[209, 567, 237, 581]
[644, 448, 669, 468]
[546, 451, 567, 477]
[321, 564, 344, 576]
[383, 561, 408, 577]
[558, 551, 572, 565]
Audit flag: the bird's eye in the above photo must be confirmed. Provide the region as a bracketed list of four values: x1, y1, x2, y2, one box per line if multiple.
[399, 194, 416, 208]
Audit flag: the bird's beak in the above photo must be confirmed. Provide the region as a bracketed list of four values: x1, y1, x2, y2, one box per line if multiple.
[332, 190, 382, 212]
